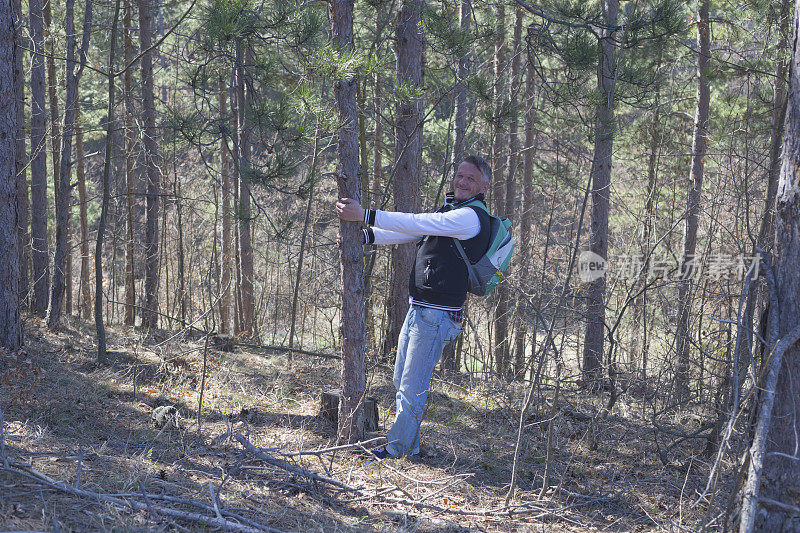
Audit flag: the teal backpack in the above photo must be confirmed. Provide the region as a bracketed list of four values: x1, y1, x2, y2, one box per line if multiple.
[454, 200, 515, 296]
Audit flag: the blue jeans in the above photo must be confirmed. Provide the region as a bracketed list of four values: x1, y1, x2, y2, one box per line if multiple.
[385, 305, 463, 456]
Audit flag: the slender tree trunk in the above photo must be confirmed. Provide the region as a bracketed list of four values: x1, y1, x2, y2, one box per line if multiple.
[758, 0, 791, 249]
[97, 0, 121, 363]
[582, 0, 619, 385]
[504, 7, 523, 377]
[138, 0, 161, 329]
[236, 42, 254, 336]
[219, 78, 231, 334]
[742, 4, 800, 528]
[631, 49, 662, 377]
[384, 0, 424, 357]
[490, 2, 508, 376]
[123, 0, 136, 326]
[1, 0, 21, 352]
[491, 2, 506, 214]
[76, 105, 90, 319]
[516, 40, 537, 378]
[48, 0, 91, 328]
[331, 0, 366, 444]
[674, 0, 711, 399]
[289, 126, 320, 352]
[43, 0, 60, 218]
[29, 0, 49, 318]
[13, 0, 28, 311]
[440, 0, 471, 373]
[452, 0, 470, 171]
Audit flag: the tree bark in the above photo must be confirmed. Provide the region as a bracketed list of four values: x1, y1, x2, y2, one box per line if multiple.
[96, 0, 121, 364]
[1, 0, 21, 352]
[331, 0, 366, 444]
[13, 0, 28, 311]
[235, 42, 254, 336]
[48, 0, 91, 328]
[138, 0, 161, 329]
[219, 78, 231, 335]
[582, 0, 619, 385]
[384, 0, 424, 357]
[491, 2, 506, 214]
[29, 0, 49, 318]
[451, 0, 470, 172]
[758, 0, 791, 250]
[123, 0, 136, 326]
[75, 105, 91, 319]
[516, 33, 537, 379]
[743, 2, 800, 528]
[43, 0, 60, 225]
[674, 0, 711, 399]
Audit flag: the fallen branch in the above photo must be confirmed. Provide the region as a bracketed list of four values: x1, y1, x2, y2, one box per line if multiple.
[3, 460, 283, 533]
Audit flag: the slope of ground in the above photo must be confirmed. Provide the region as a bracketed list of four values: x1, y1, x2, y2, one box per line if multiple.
[0, 317, 726, 531]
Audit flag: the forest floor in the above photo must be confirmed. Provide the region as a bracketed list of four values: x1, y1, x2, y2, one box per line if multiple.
[0, 317, 729, 532]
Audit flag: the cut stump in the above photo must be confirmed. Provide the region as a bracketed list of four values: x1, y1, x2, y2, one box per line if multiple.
[319, 391, 379, 432]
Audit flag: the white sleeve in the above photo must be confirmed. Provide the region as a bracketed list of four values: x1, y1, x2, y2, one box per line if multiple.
[366, 208, 480, 240]
[364, 228, 421, 245]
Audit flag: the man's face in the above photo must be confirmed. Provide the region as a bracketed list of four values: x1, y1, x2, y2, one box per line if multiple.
[453, 162, 489, 201]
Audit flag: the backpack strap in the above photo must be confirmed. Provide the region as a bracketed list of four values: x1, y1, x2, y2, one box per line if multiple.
[453, 238, 480, 290]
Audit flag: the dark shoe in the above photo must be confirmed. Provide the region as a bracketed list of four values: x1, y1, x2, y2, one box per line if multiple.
[370, 447, 391, 460]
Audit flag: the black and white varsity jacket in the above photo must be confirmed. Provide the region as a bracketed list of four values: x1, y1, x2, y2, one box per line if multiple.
[362, 193, 491, 311]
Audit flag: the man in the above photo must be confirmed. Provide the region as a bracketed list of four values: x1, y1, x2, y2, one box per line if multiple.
[336, 155, 492, 458]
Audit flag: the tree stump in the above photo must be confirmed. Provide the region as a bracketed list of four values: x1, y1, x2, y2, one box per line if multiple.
[211, 334, 235, 352]
[319, 391, 379, 432]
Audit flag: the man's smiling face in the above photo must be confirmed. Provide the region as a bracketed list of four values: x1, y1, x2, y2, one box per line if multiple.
[453, 161, 489, 201]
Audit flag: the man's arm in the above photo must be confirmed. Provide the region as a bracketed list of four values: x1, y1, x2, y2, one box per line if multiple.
[336, 196, 480, 241]
[363, 208, 480, 240]
[364, 227, 421, 245]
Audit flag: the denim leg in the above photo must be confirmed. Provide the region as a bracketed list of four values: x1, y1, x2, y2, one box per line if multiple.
[386, 306, 462, 456]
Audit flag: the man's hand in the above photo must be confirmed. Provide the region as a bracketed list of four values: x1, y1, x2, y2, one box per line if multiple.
[336, 198, 365, 222]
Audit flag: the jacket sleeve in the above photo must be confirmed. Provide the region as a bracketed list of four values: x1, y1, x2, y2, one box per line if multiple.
[363, 207, 480, 240]
[363, 227, 421, 245]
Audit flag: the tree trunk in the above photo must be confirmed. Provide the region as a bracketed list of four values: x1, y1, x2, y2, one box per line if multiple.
[29, 0, 49, 318]
[13, 0, 28, 311]
[758, 0, 791, 249]
[138, 0, 161, 329]
[97, 0, 121, 364]
[384, 0, 424, 357]
[742, 2, 800, 528]
[516, 35, 537, 379]
[631, 48, 662, 378]
[440, 0, 471, 373]
[674, 0, 711, 399]
[76, 105, 90, 319]
[123, 0, 136, 326]
[236, 42, 255, 336]
[43, 0, 60, 224]
[582, 0, 619, 385]
[491, 2, 506, 214]
[48, 0, 91, 328]
[289, 127, 320, 352]
[331, 0, 366, 444]
[1, 0, 21, 352]
[451, 0, 470, 172]
[219, 78, 231, 335]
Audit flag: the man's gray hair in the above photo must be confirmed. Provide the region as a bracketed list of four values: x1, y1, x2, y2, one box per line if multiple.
[462, 155, 492, 183]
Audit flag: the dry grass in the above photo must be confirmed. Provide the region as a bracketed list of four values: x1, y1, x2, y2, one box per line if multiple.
[0, 316, 726, 532]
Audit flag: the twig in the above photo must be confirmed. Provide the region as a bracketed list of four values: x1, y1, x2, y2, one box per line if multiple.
[0, 405, 8, 468]
[208, 481, 223, 520]
[4, 461, 282, 532]
[235, 434, 360, 492]
[235, 342, 341, 360]
[282, 437, 384, 457]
